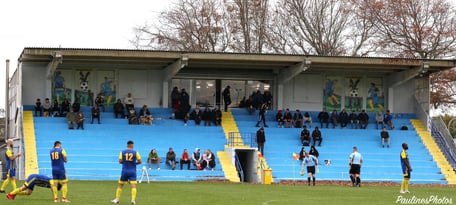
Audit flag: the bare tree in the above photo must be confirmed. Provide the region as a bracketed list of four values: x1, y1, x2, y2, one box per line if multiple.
[430, 68, 456, 110]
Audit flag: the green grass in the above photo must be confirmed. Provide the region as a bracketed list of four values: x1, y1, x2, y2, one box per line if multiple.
[1, 181, 454, 205]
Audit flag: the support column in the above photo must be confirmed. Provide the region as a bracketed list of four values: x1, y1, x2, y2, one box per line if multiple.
[277, 84, 284, 110]
[162, 81, 169, 108]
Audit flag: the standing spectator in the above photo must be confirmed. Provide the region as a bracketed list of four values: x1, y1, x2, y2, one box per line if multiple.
[111, 140, 141, 205]
[348, 110, 359, 129]
[400, 143, 412, 194]
[95, 95, 105, 112]
[43, 98, 51, 117]
[214, 105, 222, 126]
[124, 93, 135, 114]
[256, 127, 266, 155]
[300, 126, 311, 146]
[91, 104, 101, 124]
[317, 108, 329, 128]
[246, 96, 255, 115]
[263, 91, 273, 109]
[312, 127, 322, 146]
[303, 112, 312, 128]
[147, 149, 160, 170]
[309, 146, 319, 158]
[66, 109, 77, 129]
[339, 109, 349, 128]
[180, 88, 190, 113]
[34, 98, 42, 117]
[293, 109, 303, 128]
[255, 103, 268, 127]
[283, 108, 293, 128]
[330, 110, 339, 128]
[72, 98, 81, 113]
[384, 110, 394, 130]
[202, 106, 213, 126]
[0, 139, 21, 193]
[358, 109, 369, 129]
[375, 111, 384, 129]
[76, 111, 85, 130]
[50, 141, 70, 203]
[301, 152, 319, 186]
[192, 148, 202, 169]
[380, 127, 390, 148]
[222, 85, 231, 112]
[349, 146, 363, 187]
[52, 99, 60, 117]
[275, 110, 284, 128]
[190, 106, 203, 126]
[114, 99, 125, 119]
[61, 98, 70, 116]
[166, 147, 176, 170]
[170, 87, 180, 114]
[180, 149, 191, 170]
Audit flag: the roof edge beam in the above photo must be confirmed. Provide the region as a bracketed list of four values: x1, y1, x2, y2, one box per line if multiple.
[163, 54, 188, 81]
[390, 61, 429, 88]
[46, 51, 63, 79]
[278, 58, 311, 84]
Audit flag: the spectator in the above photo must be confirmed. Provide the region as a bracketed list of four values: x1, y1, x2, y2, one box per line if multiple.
[375, 111, 384, 129]
[166, 147, 177, 170]
[309, 146, 320, 158]
[255, 103, 268, 127]
[180, 149, 191, 170]
[349, 110, 359, 129]
[190, 106, 203, 126]
[202, 106, 213, 126]
[214, 105, 222, 126]
[34, 98, 42, 117]
[300, 126, 311, 146]
[318, 108, 329, 128]
[42, 98, 51, 117]
[52, 99, 60, 117]
[113, 99, 125, 119]
[358, 109, 369, 129]
[380, 127, 390, 148]
[293, 109, 303, 128]
[127, 107, 138, 125]
[283, 108, 293, 128]
[91, 104, 101, 124]
[303, 112, 312, 128]
[66, 109, 77, 129]
[299, 147, 306, 161]
[256, 127, 266, 155]
[170, 87, 180, 115]
[246, 96, 255, 115]
[139, 105, 152, 125]
[61, 98, 70, 116]
[124, 93, 135, 114]
[180, 88, 190, 113]
[201, 149, 216, 171]
[330, 110, 339, 129]
[183, 113, 190, 126]
[95, 95, 105, 112]
[147, 149, 160, 170]
[275, 110, 284, 128]
[72, 98, 81, 113]
[222, 86, 231, 112]
[312, 127, 322, 146]
[384, 110, 394, 130]
[339, 109, 349, 128]
[76, 111, 85, 130]
[192, 148, 202, 169]
[263, 91, 273, 109]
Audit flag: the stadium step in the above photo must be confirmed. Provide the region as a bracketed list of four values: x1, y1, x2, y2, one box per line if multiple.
[411, 119, 456, 184]
[217, 151, 240, 182]
[23, 111, 39, 176]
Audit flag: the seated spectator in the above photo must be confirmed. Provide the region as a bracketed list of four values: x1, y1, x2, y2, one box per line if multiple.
[293, 109, 303, 128]
[283, 108, 293, 128]
[139, 105, 153, 125]
[214, 106, 222, 126]
[113, 99, 125, 119]
[34, 98, 42, 117]
[317, 108, 329, 128]
[375, 111, 384, 129]
[348, 110, 359, 129]
[124, 92, 135, 115]
[166, 147, 176, 170]
[180, 149, 191, 170]
[128, 107, 139, 125]
[300, 126, 311, 146]
[383, 110, 394, 130]
[299, 147, 306, 161]
[309, 145, 320, 158]
[61, 98, 70, 116]
[42, 98, 51, 117]
[202, 106, 213, 126]
[276, 110, 284, 128]
[52, 99, 60, 117]
[76, 111, 85, 130]
[200, 149, 216, 171]
[339, 109, 349, 128]
[358, 109, 369, 129]
[330, 110, 339, 128]
[147, 149, 160, 170]
[190, 106, 203, 126]
[312, 127, 322, 146]
[192, 148, 202, 169]
[95, 95, 105, 112]
[66, 109, 77, 129]
[380, 127, 390, 148]
[91, 104, 101, 124]
[303, 112, 312, 128]
[246, 97, 255, 115]
[72, 98, 81, 113]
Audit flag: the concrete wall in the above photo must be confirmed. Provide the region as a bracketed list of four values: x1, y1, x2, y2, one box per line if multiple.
[22, 63, 47, 105]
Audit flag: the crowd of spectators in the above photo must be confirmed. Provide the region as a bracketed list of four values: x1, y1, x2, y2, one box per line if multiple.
[147, 147, 216, 171]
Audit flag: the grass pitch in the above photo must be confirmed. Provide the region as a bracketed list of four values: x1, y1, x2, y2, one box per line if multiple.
[1, 181, 454, 205]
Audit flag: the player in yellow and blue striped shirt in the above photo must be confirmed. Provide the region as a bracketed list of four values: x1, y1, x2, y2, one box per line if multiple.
[400, 143, 412, 194]
[50, 141, 70, 203]
[0, 139, 21, 193]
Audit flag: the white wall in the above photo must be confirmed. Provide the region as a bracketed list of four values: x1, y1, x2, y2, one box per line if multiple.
[391, 79, 415, 113]
[22, 63, 47, 105]
[282, 74, 323, 111]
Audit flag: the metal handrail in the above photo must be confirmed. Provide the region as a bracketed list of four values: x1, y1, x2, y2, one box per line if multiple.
[431, 118, 456, 169]
[234, 153, 244, 182]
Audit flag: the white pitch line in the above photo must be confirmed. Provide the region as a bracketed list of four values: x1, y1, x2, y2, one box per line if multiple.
[262, 200, 279, 205]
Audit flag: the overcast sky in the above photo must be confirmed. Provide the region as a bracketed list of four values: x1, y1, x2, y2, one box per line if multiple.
[0, 0, 169, 110]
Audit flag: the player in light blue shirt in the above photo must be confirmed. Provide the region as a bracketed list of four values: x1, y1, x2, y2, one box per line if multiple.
[349, 146, 363, 187]
[301, 152, 319, 186]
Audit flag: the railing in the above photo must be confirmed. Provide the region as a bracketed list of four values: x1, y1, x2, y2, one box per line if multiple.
[413, 95, 431, 131]
[431, 118, 456, 169]
[227, 132, 256, 147]
[234, 153, 244, 183]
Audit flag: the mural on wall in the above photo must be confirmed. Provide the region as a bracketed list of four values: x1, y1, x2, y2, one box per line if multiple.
[366, 77, 384, 112]
[74, 71, 94, 106]
[323, 76, 342, 110]
[345, 77, 363, 111]
[97, 71, 116, 106]
[52, 70, 72, 104]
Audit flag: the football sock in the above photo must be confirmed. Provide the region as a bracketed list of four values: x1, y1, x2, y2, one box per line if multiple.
[404, 178, 409, 190]
[51, 184, 58, 199]
[307, 177, 311, 184]
[1, 178, 10, 190]
[11, 180, 16, 190]
[10, 187, 21, 195]
[400, 179, 405, 191]
[116, 187, 122, 200]
[312, 177, 315, 183]
[62, 183, 68, 198]
[17, 190, 28, 195]
[350, 175, 355, 184]
[131, 187, 137, 201]
[356, 177, 361, 184]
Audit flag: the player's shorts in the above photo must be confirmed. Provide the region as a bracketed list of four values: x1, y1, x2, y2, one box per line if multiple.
[307, 166, 316, 175]
[52, 170, 68, 182]
[24, 178, 47, 191]
[403, 170, 411, 178]
[6, 169, 16, 178]
[119, 171, 137, 184]
[349, 164, 361, 175]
